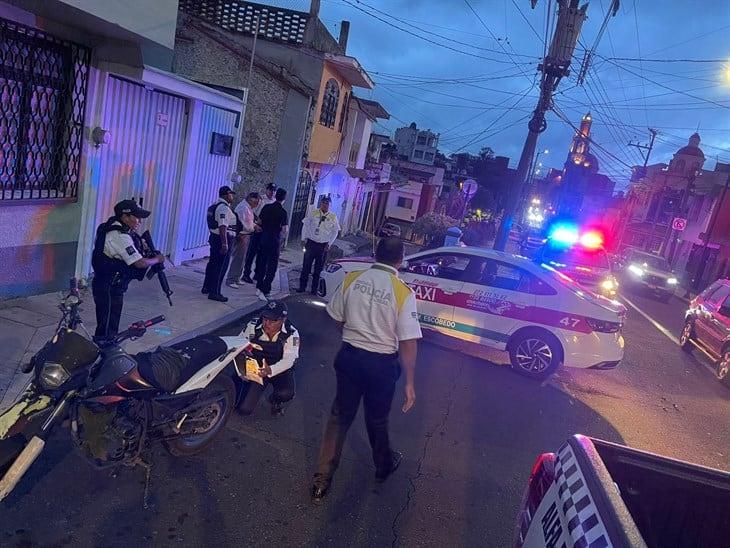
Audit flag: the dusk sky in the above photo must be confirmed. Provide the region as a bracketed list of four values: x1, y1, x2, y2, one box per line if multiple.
[279, 0, 730, 190]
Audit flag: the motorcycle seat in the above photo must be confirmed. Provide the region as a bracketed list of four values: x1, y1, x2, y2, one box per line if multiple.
[135, 335, 228, 392]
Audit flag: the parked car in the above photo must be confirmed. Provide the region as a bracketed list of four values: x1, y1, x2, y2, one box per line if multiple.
[519, 228, 547, 258]
[619, 249, 678, 302]
[378, 222, 401, 238]
[319, 246, 626, 379]
[535, 243, 619, 299]
[680, 278, 730, 384]
[517, 435, 730, 547]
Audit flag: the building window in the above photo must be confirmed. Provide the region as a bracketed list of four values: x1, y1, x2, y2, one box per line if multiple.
[319, 78, 339, 128]
[424, 152, 434, 161]
[338, 91, 350, 133]
[417, 135, 427, 145]
[0, 18, 90, 201]
[427, 137, 434, 147]
[397, 197, 414, 208]
[413, 150, 424, 159]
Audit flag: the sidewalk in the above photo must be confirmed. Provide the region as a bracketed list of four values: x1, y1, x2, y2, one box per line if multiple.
[0, 235, 369, 411]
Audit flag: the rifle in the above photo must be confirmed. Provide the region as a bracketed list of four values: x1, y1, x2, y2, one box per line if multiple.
[139, 230, 173, 306]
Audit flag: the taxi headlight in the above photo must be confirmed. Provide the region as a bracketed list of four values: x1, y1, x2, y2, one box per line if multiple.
[325, 263, 342, 274]
[628, 264, 644, 277]
[667, 277, 678, 285]
[39, 362, 70, 389]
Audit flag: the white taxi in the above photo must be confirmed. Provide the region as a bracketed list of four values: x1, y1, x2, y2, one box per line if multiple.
[319, 246, 626, 379]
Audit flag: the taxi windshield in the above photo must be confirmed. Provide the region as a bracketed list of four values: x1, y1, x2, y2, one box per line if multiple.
[631, 252, 670, 271]
[542, 247, 609, 270]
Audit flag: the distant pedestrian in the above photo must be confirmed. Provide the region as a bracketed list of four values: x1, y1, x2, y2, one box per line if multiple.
[311, 237, 422, 503]
[298, 196, 340, 294]
[227, 192, 261, 289]
[255, 187, 289, 300]
[242, 183, 276, 285]
[202, 186, 237, 302]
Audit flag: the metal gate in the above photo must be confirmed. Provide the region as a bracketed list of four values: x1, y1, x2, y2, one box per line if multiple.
[289, 169, 313, 240]
[90, 76, 186, 258]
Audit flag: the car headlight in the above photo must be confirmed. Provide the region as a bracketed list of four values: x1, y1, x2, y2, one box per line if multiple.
[628, 264, 644, 277]
[601, 278, 616, 291]
[325, 263, 342, 273]
[39, 362, 70, 389]
[667, 277, 678, 285]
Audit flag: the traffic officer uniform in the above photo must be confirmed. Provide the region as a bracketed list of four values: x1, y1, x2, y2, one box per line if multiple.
[298, 198, 340, 294]
[203, 186, 238, 301]
[237, 301, 300, 415]
[314, 260, 422, 489]
[91, 200, 150, 341]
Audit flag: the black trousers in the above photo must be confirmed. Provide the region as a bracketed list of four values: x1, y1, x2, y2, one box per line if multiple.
[255, 233, 280, 295]
[92, 277, 125, 340]
[299, 239, 327, 292]
[243, 232, 261, 279]
[316, 344, 400, 479]
[239, 368, 296, 415]
[203, 233, 233, 296]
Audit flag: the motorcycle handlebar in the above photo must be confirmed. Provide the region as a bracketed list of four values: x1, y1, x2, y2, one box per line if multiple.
[143, 315, 165, 327]
[111, 315, 166, 345]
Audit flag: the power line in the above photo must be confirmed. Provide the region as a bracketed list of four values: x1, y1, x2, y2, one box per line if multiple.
[631, 0, 650, 126]
[509, 0, 544, 43]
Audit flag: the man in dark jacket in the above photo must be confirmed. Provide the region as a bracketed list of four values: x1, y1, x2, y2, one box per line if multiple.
[255, 187, 288, 300]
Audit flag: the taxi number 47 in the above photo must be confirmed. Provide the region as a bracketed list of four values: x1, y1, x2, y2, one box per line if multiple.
[559, 316, 581, 328]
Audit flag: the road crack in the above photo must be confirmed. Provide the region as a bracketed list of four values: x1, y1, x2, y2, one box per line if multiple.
[390, 362, 463, 547]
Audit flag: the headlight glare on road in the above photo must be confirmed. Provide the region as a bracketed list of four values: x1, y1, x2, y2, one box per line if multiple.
[601, 278, 616, 291]
[39, 362, 70, 389]
[667, 277, 678, 285]
[628, 264, 644, 277]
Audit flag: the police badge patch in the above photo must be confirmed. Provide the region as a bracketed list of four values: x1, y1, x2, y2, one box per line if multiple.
[125, 246, 136, 256]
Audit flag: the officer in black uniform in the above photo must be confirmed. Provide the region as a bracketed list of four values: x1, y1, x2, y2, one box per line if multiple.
[238, 300, 299, 416]
[92, 200, 165, 343]
[202, 186, 239, 302]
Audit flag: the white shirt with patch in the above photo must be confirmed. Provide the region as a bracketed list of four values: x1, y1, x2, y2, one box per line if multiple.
[301, 209, 340, 245]
[104, 222, 143, 266]
[327, 263, 422, 354]
[210, 199, 238, 235]
[241, 320, 300, 377]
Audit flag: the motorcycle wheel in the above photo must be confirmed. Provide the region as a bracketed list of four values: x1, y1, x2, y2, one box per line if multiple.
[163, 375, 235, 457]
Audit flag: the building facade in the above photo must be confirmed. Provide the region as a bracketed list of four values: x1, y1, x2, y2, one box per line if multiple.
[1, 0, 245, 298]
[394, 122, 439, 166]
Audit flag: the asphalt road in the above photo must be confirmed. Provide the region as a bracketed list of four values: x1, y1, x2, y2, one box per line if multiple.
[1, 293, 728, 547]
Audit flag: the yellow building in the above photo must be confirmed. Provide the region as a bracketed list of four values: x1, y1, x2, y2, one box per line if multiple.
[307, 54, 373, 165]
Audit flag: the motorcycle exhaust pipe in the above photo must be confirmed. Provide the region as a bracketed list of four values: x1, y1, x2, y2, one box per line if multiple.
[0, 436, 45, 502]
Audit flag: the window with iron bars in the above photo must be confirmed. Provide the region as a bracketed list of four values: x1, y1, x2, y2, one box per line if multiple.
[319, 79, 339, 129]
[0, 18, 90, 202]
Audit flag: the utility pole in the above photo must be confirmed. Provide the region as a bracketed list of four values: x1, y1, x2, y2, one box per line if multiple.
[615, 128, 657, 252]
[494, 0, 589, 251]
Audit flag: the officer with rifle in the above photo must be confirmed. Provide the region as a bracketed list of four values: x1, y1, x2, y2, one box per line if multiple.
[91, 200, 165, 343]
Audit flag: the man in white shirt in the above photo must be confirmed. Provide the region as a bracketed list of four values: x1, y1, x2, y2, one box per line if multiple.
[237, 300, 299, 416]
[298, 195, 340, 294]
[202, 186, 238, 302]
[226, 191, 261, 288]
[311, 237, 422, 503]
[243, 183, 277, 284]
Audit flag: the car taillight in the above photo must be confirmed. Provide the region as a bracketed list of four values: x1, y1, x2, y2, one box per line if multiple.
[586, 318, 622, 333]
[325, 263, 342, 273]
[517, 452, 557, 545]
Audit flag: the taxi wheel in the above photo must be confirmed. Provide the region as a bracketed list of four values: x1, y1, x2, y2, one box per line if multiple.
[509, 329, 562, 380]
[717, 348, 730, 385]
[679, 321, 694, 353]
[317, 278, 326, 297]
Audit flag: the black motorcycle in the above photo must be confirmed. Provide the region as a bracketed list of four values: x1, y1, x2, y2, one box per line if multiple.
[0, 280, 250, 502]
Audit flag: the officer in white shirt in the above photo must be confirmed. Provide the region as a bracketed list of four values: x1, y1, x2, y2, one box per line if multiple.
[226, 191, 261, 288]
[91, 200, 165, 342]
[243, 183, 277, 284]
[202, 186, 238, 302]
[298, 195, 340, 294]
[237, 300, 299, 416]
[311, 237, 422, 503]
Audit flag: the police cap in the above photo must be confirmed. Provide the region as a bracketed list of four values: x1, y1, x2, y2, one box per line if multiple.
[114, 199, 151, 219]
[219, 185, 235, 197]
[260, 300, 287, 320]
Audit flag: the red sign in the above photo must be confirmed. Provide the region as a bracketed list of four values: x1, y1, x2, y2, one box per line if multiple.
[672, 217, 687, 231]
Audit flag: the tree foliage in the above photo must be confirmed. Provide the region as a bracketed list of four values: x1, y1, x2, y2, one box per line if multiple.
[413, 212, 459, 247]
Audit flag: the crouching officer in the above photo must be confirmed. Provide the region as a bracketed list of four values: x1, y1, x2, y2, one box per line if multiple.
[91, 200, 164, 343]
[238, 300, 299, 416]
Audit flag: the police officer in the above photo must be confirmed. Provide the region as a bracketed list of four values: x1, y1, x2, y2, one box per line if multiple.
[298, 196, 340, 294]
[91, 200, 164, 343]
[238, 300, 299, 416]
[311, 237, 422, 503]
[203, 186, 238, 302]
